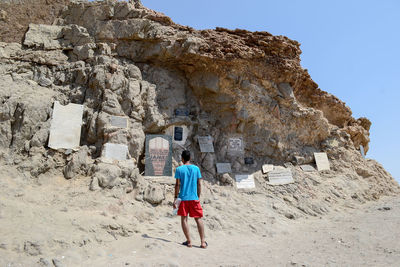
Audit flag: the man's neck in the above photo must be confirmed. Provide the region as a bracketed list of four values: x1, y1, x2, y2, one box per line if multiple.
[183, 161, 191, 165]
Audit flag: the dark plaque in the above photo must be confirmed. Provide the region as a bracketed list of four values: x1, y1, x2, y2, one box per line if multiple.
[244, 157, 254, 165]
[174, 127, 183, 141]
[174, 108, 189, 117]
[145, 135, 172, 176]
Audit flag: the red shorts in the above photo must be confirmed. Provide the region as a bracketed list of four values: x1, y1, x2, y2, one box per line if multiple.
[177, 200, 203, 218]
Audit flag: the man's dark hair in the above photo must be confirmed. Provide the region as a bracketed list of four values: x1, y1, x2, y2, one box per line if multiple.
[182, 150, 191, 162]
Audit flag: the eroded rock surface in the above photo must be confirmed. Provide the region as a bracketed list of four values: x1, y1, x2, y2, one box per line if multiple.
[0, 0, 398, 214]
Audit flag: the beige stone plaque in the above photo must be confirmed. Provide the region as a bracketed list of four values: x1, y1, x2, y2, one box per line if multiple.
[48, 101, 83, 150]
[314, 152, 330, 171]
[103, 143, 129, 161]
[267, 169, 294, 185]
[110, 116, 128, 128]
[300, 165, 316, 172]
[198, 136, 214, 153]
[216, 163, 232, 174]
[262, 164, 274, 174]
[235, 174, 255, 189]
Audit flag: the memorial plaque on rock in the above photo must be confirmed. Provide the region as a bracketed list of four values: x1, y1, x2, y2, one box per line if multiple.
[244, 157, 254, 165]
[228, 137, 244, 154]
[174, 127, 183, 141]
[360, 145, 365, 158]
[145, 135, 172, 176]
[198, 136, 214, 153]
[110, 116, 128, 128]
[48, 101, 83, 150]
[103, 143, 129, 161]
[300, 165, 316, 172]
[314, 152, 330, 171]
[175, 108, 189, 117]
[235, 174, 256, 189]
[267, 169, 294, 185]
[216, 163, 232, 174]
[262, 164, 274, 174]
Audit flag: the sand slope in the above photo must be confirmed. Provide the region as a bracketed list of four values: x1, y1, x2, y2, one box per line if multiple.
[0, 165, 399, 266]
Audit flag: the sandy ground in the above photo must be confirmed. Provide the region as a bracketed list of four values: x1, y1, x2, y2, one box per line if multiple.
[0, 165, 399, 267]
[80, 197, 400, 267]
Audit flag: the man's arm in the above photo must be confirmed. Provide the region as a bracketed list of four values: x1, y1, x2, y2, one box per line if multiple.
[197, 178, 201, 199]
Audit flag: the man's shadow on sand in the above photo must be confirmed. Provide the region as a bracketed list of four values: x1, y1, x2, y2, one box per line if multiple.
[141, 234, 204, 248]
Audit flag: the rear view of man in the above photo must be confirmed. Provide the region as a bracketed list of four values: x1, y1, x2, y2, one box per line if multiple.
[174, 150, 207, 248]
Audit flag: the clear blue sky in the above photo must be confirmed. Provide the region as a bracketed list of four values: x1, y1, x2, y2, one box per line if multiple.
[110, 1, 400, 182]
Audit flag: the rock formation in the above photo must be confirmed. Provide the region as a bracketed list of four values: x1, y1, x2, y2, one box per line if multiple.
[0, 0, 398, 218]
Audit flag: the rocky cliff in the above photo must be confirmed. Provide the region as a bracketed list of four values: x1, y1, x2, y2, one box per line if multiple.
[0, 0, 398, 217]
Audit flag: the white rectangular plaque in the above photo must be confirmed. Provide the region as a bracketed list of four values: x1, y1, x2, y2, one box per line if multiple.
[314, 152, 330, 171]
[198, 136, 214, 153]
[235, 174, 255, 189]
[48, 101, 83, 150]
[103, 143, 129, 161]
[216, 163, 232, 174]
[267, 169, 294, 185]
[262, 164, 274, 174]
[300, 165, 316, 172]
[110, 116, 128, 128]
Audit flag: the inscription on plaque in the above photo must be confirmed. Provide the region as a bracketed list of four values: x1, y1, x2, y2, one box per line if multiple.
[235, 174, 256, 189]
[110, 116, 128, 128]
[175, 108, 189, 117]
[228, 137, 244, 154]
[48, 101, 83, 150]
[300, 165, 316, 172]
[145, 135, 172, 176]
[314, 152, 330, 171]
[198, 136, 214, 153]
[216, 163, 232, 174]
[103, 143, 129, 161]
[174, 127, 183, 141]
[244, 157, 254, 165]
[262, 164, 274, 174]
[267, 168, 294, 185]
[360, 145, 365, 158]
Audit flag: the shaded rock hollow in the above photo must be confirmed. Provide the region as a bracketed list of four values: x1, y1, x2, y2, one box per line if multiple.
[0, 0, 398, 219]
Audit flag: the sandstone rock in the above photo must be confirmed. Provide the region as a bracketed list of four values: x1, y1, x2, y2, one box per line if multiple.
[143, 184, 165, 205]
[93, 163, 122, 189]
[23, 24, 63, 50]
[0, 0, 397, 213]
[64, 146, 93, 179]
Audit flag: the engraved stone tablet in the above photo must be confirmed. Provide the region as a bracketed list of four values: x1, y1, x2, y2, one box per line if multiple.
[174, 127, 183, 141]
[360, 145, 365, 158]
[198, 136, 214, 153]
[103, 143, 129, 161]
[300, 165, 316, 172]
[175, 108, 189, 117]
[48, 101, 83, 150]
[228, 137, 244, 154]
[262, 164, 274, 174]
[235, 174, 255, 189]
[314, 152, 330, 171]
[244, 157, 254, 165]
[267, 169, 294, 185]
[110, 116, 128, 128]
[145, 135, 172, 176]
[216, 163, 232, 174]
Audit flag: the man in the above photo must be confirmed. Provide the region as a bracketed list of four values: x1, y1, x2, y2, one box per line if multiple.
[174, 150, 207, 249]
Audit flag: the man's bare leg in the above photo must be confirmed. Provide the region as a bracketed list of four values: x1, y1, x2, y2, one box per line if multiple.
[195, 217, 206, 248]
[181, 216, 192, 247]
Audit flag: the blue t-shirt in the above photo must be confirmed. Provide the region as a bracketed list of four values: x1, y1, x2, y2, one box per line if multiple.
[174, 164, 202, 201]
